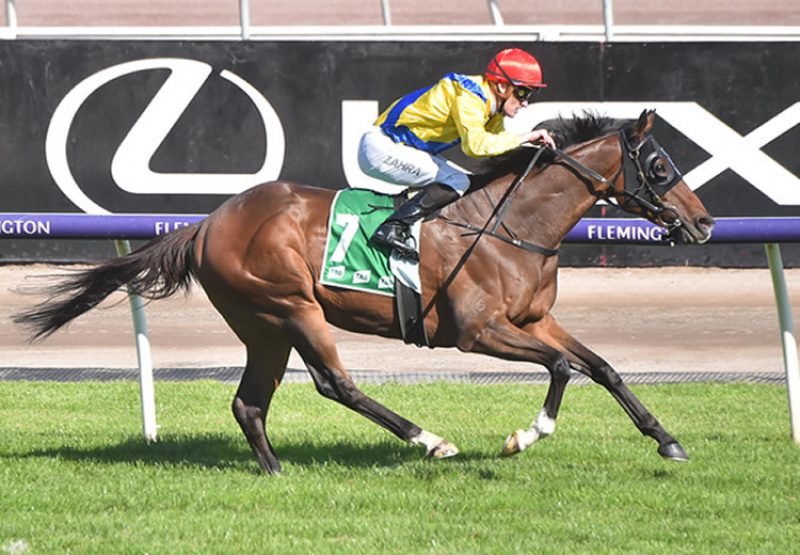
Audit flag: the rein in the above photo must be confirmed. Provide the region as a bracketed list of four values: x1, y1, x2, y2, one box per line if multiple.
[442, 144, 611, 257]
[441, 127, 684, 255]
[421, 139, 617, 319]
[553, 147, 609, 184]
[442, 146, 559, 257]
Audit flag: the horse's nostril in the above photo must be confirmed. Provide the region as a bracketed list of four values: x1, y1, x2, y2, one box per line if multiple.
[695, 216, 715, 242]
[697, 216, 715, 232]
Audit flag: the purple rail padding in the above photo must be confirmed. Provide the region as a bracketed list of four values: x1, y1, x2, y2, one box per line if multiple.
[0, 213, 205, 239]
[1, 213, 800, 244]
[564, 218, 800, 244]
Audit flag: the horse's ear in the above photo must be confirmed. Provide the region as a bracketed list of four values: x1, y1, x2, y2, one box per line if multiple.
[634, 109, 656, 139]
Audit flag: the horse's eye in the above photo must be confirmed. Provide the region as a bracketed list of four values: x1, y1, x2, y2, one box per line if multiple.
[650, 157, 672, 181]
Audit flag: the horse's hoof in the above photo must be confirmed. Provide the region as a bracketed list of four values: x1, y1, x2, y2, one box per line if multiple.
[502, 431, 523, 457]
[502, 427, 542, 457]
[428, 440, 459, 459]
[658, 442, 690, 462]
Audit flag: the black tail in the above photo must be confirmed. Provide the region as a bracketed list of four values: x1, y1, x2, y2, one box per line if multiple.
[14, 223, 201, 341]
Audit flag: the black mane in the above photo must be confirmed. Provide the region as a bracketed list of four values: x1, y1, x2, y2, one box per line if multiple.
[474, 111, 630, 177]
[542, 111, 625, 150]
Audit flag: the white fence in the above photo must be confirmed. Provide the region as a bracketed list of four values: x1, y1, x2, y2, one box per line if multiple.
[5, 0, 800, 41]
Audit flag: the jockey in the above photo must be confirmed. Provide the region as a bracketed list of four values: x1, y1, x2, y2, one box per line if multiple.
[357, 47, 557, 257]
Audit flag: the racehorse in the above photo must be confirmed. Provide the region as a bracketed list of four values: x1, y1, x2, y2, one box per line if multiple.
[16, 110, 714, 474]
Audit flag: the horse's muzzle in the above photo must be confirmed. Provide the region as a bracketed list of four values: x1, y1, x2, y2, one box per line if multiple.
[669, 215, 715, 245]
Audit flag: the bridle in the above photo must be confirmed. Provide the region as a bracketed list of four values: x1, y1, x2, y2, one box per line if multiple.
[613, 130, 684, 234]
[555, 130, 685, 236]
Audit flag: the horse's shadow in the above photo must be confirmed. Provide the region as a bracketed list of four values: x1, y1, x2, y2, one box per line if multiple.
[6, 433, 493, 473]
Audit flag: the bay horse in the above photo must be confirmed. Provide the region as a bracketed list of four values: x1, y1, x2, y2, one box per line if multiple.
[16, 110, 714, 474]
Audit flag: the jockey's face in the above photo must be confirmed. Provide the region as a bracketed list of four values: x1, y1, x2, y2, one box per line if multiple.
[501, 90, 526, 118]
[492, 81, 535, 118]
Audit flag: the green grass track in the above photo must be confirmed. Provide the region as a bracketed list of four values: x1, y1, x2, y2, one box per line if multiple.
[1, 381, 798, 554]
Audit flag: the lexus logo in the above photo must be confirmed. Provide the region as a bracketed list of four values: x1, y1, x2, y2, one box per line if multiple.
[45, 58, 285, 214]
[46, 59, 800, 213]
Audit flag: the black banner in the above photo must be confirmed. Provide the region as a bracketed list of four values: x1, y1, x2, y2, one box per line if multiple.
[0, 40, 798, 265]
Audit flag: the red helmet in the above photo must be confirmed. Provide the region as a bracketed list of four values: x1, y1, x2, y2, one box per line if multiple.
[486, 48, 547, 88]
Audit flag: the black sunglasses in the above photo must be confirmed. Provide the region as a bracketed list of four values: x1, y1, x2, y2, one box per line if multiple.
[512, 86, 540, 103]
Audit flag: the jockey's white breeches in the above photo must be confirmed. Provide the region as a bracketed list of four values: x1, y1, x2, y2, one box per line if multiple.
[357, 126, 471, 196]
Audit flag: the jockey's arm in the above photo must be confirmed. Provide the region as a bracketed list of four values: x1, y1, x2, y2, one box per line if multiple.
[451, 93, 526, 158]
[523, 128, 557, 149]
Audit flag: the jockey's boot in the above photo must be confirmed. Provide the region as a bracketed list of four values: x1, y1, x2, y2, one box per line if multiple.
[372, 183, 460, 259]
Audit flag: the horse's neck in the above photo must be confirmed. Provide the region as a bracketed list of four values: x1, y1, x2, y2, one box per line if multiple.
[453, 154, 606, 249]
[510, 168, 601, 247]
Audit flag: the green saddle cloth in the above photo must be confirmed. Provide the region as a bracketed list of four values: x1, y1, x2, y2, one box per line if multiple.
[320, 189, 397, 296]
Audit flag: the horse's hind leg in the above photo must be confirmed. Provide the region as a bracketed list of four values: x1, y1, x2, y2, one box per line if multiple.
[231, 333, 292, 474]
[286, 304, 458, 459]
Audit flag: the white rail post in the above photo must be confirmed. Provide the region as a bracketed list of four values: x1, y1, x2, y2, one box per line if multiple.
[487, 0, 504, 26]
[114, 239, 158, 444]
[6, 0, 17, 32]
[239, 0, 251, 40]
[765, 243, 800, 445]
[602, 0, 614, 42]
[380, 0, 391, 26]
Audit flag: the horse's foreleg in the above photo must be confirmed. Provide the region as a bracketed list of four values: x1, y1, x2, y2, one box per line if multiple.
[468, 315, 572, 456]
[285, 305, 459, 459]
[231, 334, 292, 474]
[555, 324, 689, 462]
